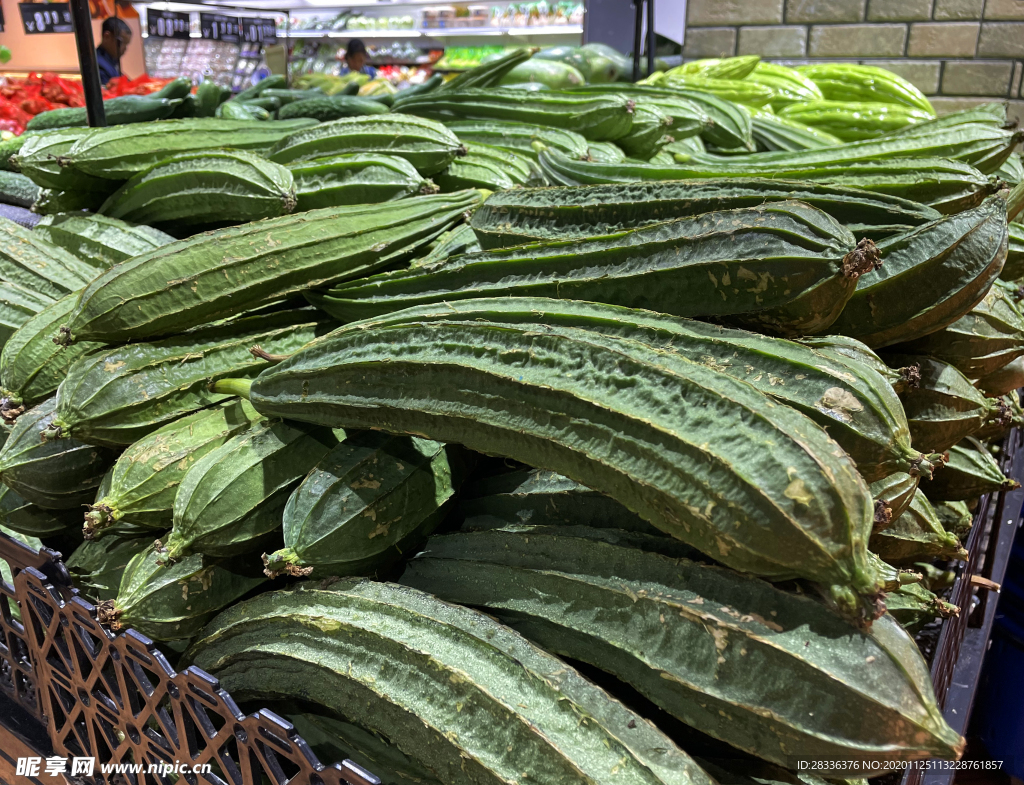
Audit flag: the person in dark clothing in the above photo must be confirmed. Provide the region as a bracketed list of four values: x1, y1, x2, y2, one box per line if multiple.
[339, 39, 377, 79]
[96, 17, 131, 84]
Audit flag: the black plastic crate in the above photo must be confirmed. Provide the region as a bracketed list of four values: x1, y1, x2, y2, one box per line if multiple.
[0, 534, 381, 785]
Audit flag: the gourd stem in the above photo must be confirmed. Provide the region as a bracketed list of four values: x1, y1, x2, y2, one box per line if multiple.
[212, 378, 253, 400]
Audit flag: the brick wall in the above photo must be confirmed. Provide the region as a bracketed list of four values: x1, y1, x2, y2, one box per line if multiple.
[683, 0, 1024, 115]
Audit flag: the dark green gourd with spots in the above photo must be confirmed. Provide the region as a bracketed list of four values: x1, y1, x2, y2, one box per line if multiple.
[263, 433, 459, 578]
[313, 200, 880, 337]
[84, 400, 264, 539]
[50, 310, 331, 447]
[400, 525, 964, 769]
[57, 191, 480, 346]
[219, 297, 884, 620]
[470, 180, 941, 249]
[183, 580, 721, 785]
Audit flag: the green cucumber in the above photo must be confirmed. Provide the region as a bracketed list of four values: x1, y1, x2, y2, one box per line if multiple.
[215, 101, 269, 121]
[25, 95, 182, 131]
[84, 399, 263, 539]
[57, 190, 480, 345]
[97, 544, 266, 641]
[400, 525, 963, 767]
[0, 171, 41, 209]
[0, 398, 116, 509]
[50, 309, 331, 447]
[263, 434, 458, 578]
[315, 200, 880, 337]
[33, 213, 173, 270]
[183, 580, 721, 785]
[0, 293, 102, 422]
[258, 88, 327, 106]
[0, 132, 38, 171]
[195, 79, 226, 117]
[226, 298, 885, 620]
[278, 95, 390, 121]
[232, 74, 287, 103]
[870, 491, 968, 564]
[151, 77, 193, 100]
[470, 179, 941, 249]
[828, 197, 1009, 348]
[269, 115, 465, 176]
[286, 153, 437, 211]
[59, 119, 318, 181]
[239, 96, 282, 112]
[98, 149, 297, 230]
[163, 420, 339, 559]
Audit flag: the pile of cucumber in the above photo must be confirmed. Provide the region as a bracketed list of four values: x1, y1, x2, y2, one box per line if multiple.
[1, 48, 1022, 783]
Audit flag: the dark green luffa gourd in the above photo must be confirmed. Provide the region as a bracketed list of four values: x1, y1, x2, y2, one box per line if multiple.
[400, 525, 964, 769]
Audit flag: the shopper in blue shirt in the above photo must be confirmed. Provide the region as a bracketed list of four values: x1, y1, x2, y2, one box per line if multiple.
[96, 17, 131, 85]
[339, 39, 377, 79]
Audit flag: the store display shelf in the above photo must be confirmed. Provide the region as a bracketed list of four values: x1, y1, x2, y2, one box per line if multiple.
[278, 24, 581, 38]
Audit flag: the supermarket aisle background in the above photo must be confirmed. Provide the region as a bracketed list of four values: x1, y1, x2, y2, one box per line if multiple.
[0, 0, 145, 75]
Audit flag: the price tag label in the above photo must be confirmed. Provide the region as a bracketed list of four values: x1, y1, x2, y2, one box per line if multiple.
[147, 9, 190, 39]
[240, 16, 276, 44]
[199, 12, 240, 43]
[19, 3, 72, 34]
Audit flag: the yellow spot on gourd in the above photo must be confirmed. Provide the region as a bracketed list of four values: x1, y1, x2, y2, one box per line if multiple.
[784, 477, 813, 506]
